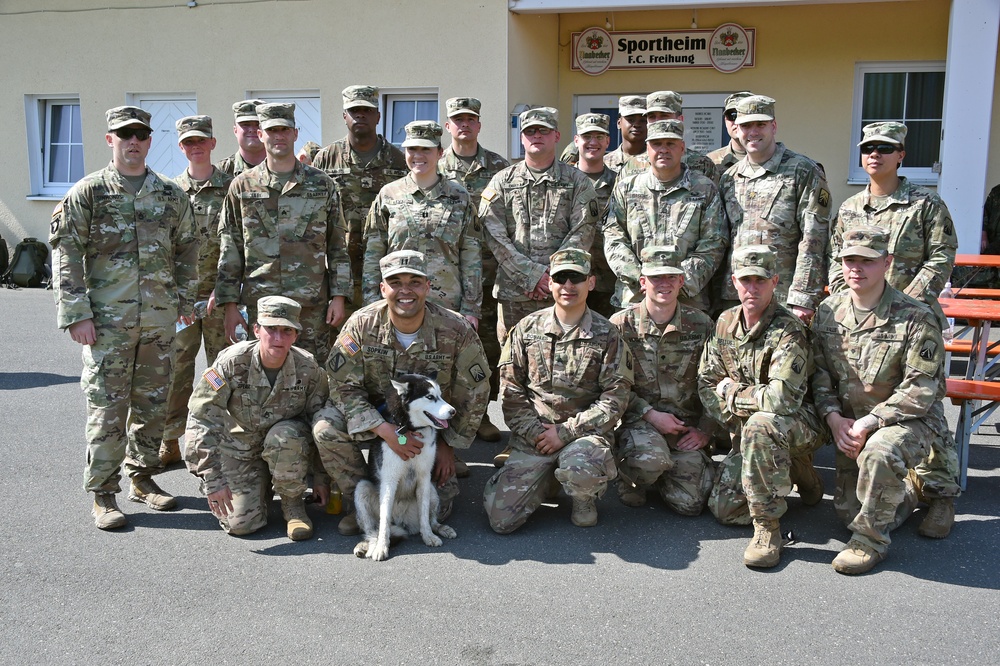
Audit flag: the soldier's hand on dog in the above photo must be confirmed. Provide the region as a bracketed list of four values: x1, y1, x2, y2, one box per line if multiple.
[535, 424, 566, 456]
[207, 486, 234, 518]
[375, 422, 425, 460]
[434, 443, 455, 487]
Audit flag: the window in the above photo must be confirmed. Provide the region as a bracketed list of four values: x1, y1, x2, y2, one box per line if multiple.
[382, 92, 438, 147]
[850, 62, 945, 185]
[25, 95, 84, 198]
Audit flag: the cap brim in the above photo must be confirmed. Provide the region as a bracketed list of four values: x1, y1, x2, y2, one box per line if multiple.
[448, 108, 479, 118]
[642, 266, 685, 276]
[401, 138, 439, 148]
[647, 132, 684, 142]
[733, 267, 773, 279]
[550, 264, 589, 275]
[645, 106, 680, 115]
[856, 135, 903, 147]
[839, 246, 885, 259]
[576, 125, 609, 135]
[619, 107, 645, 117]
[344, 101, 378, 110]
[257, 316, 302, 330]
[381, 267, 428, 279]
[260, 119, 294, 130]
[178, 130, 212, 141]
[234, 115, 259, 123]
[735, 113, 773, 124]
[109, 119, 152, 131]
[522, 120, 557, 131]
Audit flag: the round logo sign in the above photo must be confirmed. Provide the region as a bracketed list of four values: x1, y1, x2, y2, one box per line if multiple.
[575, 27, 613, 76]
[709, 23, 750, 73]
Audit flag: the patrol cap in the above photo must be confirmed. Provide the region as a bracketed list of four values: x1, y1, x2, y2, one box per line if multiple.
[233, 99, 265, 123]
[256, 296, 302, 330]
[732, 244, 777, 279]
[176, 115, 213, 141]
[520, 107, 558, 132]
[724, 91, 754, 112]
[343, 85, 379, 110]
[380, 250, 428, 279]
[549, 249, 592, 275]
[106, 106, 152, 132]
[646, 119, 685, 142]
[575, 113, 610, 136]
[858, 121, 907, 147]
[618, 95, 646, 117]
[735, 95, 776, 125]
[839, 226, 890, 259]
[641, 245, 685, 276]
[446, 97, 481, 117]
[257, 102, 295, 130]
[646, 91, 683, 115]
[402, 120, 443, 148]
[299, 141, 321, 161]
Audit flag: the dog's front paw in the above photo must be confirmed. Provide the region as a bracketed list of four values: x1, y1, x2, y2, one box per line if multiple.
[353, 541, 369, 558]
[435, 524, 457, 539]
[370, 540, 390, 561]
[422, 533, 443, 548]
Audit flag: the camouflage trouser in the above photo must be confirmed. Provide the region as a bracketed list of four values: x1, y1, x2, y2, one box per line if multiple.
[164, 308, 227, 440]
[914, 402, 961, 498]
[615, 420, 713, 515]
[82, 324, 173, 494]
[483, 436, 617, 534]
[709, 410, 827, 525]
[207, 419, 312, 535]
[834, 419, 931, 554]
[311, 402, 459, 513]
[479, 259, 502, 402]
[497, 299, 549, 346]
[246, 303, 332, 367]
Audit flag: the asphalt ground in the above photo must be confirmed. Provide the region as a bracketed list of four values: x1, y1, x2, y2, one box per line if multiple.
[1, 287, 998, 665]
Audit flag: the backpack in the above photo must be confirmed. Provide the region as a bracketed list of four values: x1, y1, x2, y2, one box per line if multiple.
[3, 237, 50, 288]
[0, 235, 8, 277]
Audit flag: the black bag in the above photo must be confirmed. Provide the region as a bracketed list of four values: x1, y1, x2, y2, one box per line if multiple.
[0, 235, 8, 277]
[3, 237, 50, 288]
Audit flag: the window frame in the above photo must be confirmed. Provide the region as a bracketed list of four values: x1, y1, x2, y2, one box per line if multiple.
[380, 90, 439, 147]
[25, 94, 84, 199]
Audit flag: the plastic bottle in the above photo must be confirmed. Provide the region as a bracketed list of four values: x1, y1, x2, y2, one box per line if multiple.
[940, 282, 955, 341]
[234, 305, 249, 341]
[176, 300, 209, 333]
[326, 485, 342, 515]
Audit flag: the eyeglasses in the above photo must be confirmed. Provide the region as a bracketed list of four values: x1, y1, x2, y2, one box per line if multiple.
[522, 127, 553, 137]
[551, 271, 588, 285]
[859, 143, 899, 156]
[115, 127, 151, 141]
[724, 110, 738, 122]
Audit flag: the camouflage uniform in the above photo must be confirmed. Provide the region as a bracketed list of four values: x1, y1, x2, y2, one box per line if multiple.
[812, 285, 949, 553]
[698, 298, 827, 525]
[706, 143, 745, 173]
[483, 306, 634, 533]
[583, 165, 619, 317]
[214, 99, 266, 177]
[604, 166, 726, 311]
[719, 143, 831, 311]
[362, 173, 482, 317]
[605, 148, 718, 182]
[215, 152, 259, 178]
[215, 159, 352, 365]
[312, 300, 490, 513]
[185, 340, 328, 534]
[50, 162, 198, 493]
[164, 165, 234, 440]
[611, 300, 715, 514]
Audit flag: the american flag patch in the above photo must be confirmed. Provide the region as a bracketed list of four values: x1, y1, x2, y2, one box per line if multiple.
[340, 334, 361, 356]
[203, 368, 226, 391]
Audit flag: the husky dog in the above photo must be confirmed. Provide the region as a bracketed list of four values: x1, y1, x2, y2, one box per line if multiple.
[354, 373, 458, 561]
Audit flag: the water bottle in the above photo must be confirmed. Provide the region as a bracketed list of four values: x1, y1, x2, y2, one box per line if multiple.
[326, 485, 342, 515]
[176, 300, 209, 332]
[940, 282, 955, 341]
[234, 305, 249, 341]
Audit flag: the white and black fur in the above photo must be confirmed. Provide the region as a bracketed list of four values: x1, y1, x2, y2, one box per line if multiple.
[354, 372, 458, 561]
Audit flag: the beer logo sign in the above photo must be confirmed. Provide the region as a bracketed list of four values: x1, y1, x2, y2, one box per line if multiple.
[575, 27, 613, 76]
[709, 23, 750, 73]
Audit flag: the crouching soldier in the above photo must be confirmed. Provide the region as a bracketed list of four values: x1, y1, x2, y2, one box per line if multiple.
[185, 296, 328, 541]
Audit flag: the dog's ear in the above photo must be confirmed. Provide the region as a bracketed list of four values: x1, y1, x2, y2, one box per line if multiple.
[390, 379, 408, 398]
[425, 370, 438, 381]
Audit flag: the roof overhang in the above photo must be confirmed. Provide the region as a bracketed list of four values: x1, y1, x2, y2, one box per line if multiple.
[510, 0, 912, 13]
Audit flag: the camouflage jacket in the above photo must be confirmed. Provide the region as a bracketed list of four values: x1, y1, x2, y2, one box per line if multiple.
[214, 152, 260, 178]
[362, 173, 483, 317]
[698, 298, 815, 428]
[174, 166, 234, 299]
[811, 284, 946, 426]
[440, 144, 510, 201]
[610, 301, 714, 432]
[605, 147, 719, 182]
[500, 307, 633, 448]
[706, 142, 745, 172]
[604, 166, 726, 310]
[719, 143, 831, 310]
[186, 341, 328, 494]
[50, 163, 198, 330]
[326, 301, 489, 450]
[480, 160, 598, 302]
[216, 160, 352, 308]
[585, 165, 619, 293]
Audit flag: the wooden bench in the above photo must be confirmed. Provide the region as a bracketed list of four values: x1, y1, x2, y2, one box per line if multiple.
[944, 339, 1000, 356]
[953, 287, 1000, 299]
[945, 378, 1000, 490]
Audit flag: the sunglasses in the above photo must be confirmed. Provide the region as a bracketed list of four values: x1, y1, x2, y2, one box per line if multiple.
[551, 271, 588, 285]
[115, 127, 151, 141]
[859, 143, 898, 155]
[724, 110, 738, 122]
[522, 127, 553, 137]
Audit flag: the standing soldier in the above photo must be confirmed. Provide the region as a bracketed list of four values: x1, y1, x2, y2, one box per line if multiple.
[707, 91, 754, 172]
[604, 119, 726, 313]
[603, 95, 647, 175]
[313, 86, 408, 311]
[643, 90, 719, 183]
[216, 102, 352, 365]
[161, 115, 234, 466]
[215, 99, 267, 177]
[50, 105, 198, 530]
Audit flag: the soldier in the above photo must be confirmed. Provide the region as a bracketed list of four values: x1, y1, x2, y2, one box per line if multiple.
[706, 91, 754, 171]
[829, 122, 960, 538]
[216, 102, 352, 366]
[610, 246, 715, 514]
[484, 249, 633, 532]
[161, 115, 234, 467]
[718, 95, 831, 323]
[698, 246, 827, 568]
[312, 86, 408, 310]
[643, 90, 719, 183]
[440, 96, 510, 443]
[572, 112, 618, 317]
[312, 250, 490, 536]
[185, 296, 328, 541]
[604, 119, 726, 313]
[215, 99, 267, 177]
[50, 105, 198, 530]
[812, 226, 949, 574]
[362, 120, 481, 326]
[603, 95, 647, 175]
[297, 141, 322, 166]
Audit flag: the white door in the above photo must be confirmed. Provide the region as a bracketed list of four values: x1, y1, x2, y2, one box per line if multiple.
[134, 96, 197, 179]
[252, 90, 321, 157]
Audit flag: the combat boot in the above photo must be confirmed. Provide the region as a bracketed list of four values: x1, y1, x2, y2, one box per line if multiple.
[570, 496, 598, 527]
[790, 456, 824, 506]
[918, 497, 955, 539]
[832, 539, 886, 575]
[617, 480, 647, 507]
[743, 518, 782, 568]
[454, 456, 470, 479]
[92, 493, 127, 530]
[338, 497, 361, 536]
[159, 438, 182, 467]
[477, 415, 502, 443]
[493, 445, 512, 468]
[280, 495, 314, 541]
[128, 475, 177, 511]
